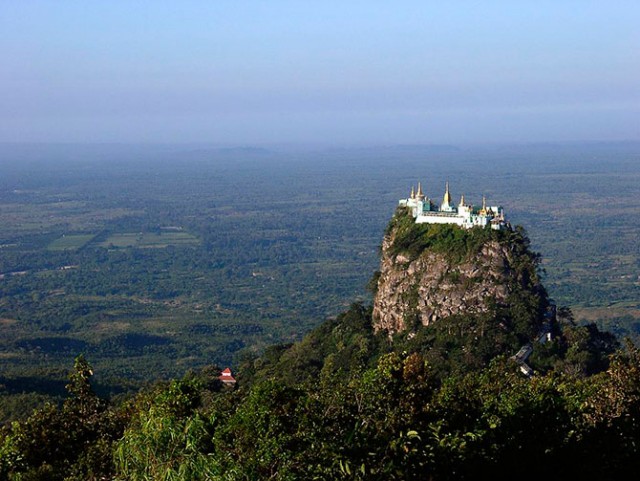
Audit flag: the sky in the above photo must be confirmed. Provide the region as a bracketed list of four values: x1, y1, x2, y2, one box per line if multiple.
[1, 1, 638, 144]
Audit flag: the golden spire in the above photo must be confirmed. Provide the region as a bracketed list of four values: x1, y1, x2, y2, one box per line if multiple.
[416, 182, 424, 199]
[410, 185, 415, 199]
[442, 181, 452, 206]
[480, 195, 487, 215]
[459, 193, 465, 206]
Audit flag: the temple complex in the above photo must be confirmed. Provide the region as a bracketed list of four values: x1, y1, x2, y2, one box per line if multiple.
[399, 182, 508, 230]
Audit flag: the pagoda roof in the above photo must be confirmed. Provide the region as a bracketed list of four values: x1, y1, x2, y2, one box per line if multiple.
[219, 367, 236, 383]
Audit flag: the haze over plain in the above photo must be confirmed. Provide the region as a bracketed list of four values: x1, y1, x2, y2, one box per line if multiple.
[1, 1, 638, 144]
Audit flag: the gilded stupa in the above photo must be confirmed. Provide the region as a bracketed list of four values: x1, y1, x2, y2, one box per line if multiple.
[400, 182, 507, 230]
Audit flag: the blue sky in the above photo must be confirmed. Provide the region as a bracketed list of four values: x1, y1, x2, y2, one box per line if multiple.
[1, 1, 638, 144]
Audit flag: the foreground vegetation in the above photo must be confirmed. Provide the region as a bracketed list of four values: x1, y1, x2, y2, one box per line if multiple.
[0, 302, 636, 480]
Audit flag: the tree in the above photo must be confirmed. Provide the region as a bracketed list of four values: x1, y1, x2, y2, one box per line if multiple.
[0, 356, 129, 481]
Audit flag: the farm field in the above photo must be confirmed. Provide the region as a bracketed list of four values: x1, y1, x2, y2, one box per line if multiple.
[48, 234, 96, 251]
[99, 232, 200, 248]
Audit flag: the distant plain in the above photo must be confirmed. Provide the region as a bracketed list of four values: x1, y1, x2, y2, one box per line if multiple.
[1, 142, 638, 420]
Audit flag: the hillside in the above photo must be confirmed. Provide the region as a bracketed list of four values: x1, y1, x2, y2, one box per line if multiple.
[1, 212, 637, 481]
[249, 209, 616, 382]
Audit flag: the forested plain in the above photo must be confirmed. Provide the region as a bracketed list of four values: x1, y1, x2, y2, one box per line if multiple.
[1, 142, 639, 421]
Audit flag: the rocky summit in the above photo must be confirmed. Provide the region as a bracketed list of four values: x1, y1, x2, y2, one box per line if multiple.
[372, 206, 546, 337]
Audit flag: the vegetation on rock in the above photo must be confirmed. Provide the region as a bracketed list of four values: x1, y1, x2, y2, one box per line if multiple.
[386, 207, 514, 262]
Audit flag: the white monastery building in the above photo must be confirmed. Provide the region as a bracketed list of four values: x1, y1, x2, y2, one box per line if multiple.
[399, 182, 508, 230]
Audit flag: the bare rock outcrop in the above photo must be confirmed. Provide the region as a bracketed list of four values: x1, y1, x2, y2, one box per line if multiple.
[372, 220, 521, 336]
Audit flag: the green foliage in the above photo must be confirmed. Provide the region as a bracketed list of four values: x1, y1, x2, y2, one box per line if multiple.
[387, 207, 508, 262]
[244, 302, 383, 386]
[0, 356, 130, 481]
[397, 313, 521, 378]
[561, 323, 620, 376]
[2, 316, 639, 480]
[366, 270, 381, 295]
[114, 378, 220, 481]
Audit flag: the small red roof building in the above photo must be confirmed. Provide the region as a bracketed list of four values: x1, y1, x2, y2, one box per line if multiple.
[219, 367, 236, 385]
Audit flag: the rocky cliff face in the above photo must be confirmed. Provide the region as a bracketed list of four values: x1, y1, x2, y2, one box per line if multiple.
[372, 210, 538, 336]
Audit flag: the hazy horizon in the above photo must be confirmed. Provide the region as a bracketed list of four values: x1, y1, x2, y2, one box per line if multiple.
[1, 1, 638, 144]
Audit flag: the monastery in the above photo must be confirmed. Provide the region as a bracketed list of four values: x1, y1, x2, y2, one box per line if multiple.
[399, 182, 508, 230]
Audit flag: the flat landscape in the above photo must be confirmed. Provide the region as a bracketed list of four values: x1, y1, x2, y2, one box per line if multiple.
[1, 142, 639, 420]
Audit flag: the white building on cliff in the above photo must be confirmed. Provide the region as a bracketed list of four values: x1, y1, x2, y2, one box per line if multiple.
[399, 182, 507, 230]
